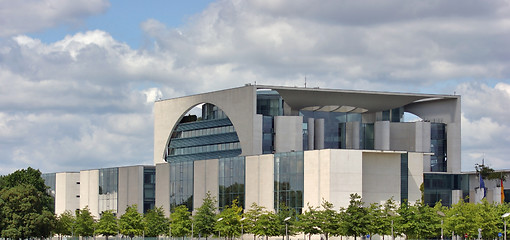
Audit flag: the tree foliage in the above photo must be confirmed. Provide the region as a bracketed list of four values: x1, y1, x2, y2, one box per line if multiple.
[54, 210, 75, 239]
[119, 205, 144, 239]
[193, 192, 217, 239]
[96, 210, 118, 240]
[144, 206, 169, 237]
[215, 199, 242, 240]
[170, 205, 192, 238]
[342, 193, 371, 239]
[75, 206, 95, 237]
[0, 168, 55, 239]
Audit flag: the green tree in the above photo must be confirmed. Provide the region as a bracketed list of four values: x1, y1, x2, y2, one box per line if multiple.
[444, 200, 478, 238]
[243, 203, 266, 240]
[380, 198, 398, 239]
[75, 206, 95, 238]
[193, 192, 217, 239]
[144, 206, 169, 237]
[0, 167, 56, 239]
[317, 200, 340, 240]
[96, 210, 118, 240]
[396, 201, 441, 239]
[215, 199, 242, 240]
[0, 184, 55, 239]
[170, 205, 192, 238]
[366, 202, 383, 239]
[475, 199, 500, 238]
[119, 205, 144, 239]
[0, 167, 53, 210]
[275, 204, 297, 238]
[342, 193, 371, 240]
[55, 210, 75, 239]
[297, 204, 321, 240]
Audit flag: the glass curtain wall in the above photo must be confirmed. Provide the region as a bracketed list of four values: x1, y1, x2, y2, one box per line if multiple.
[274, 152, 304, 214]
[42, 173, 56, 197]
[423, 173, 469, 207]
[170, 161, 194, 211]
[143, 167, 156, 213]
[99, 168, 118, 214]
[431, 123, 447, 172]
[218, 156, 245, 210]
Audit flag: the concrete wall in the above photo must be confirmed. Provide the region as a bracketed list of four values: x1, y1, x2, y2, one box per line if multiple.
[80, 170, 99, 218]
[155, 163, 170, 216]
[405, 97, 461, 173]
[374, 121, 390, 150]
[154, 86, 260, 165]
[304, 149, 365, 209]
[55, 172, 80, 216]
[408, 152, 425, 204]
[245, 154, 274, 211]
[118, 166, 144, 215]
[194, 159, 219, 211]
[362, 152, 401, 205]
[274, 116, 303, 153]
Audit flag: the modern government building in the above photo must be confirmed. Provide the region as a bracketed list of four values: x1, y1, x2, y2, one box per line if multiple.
[42, 85, 509, 218]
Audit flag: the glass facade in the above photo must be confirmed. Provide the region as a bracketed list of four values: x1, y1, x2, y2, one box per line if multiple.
[274, 152, 304, 214]
[400, 153, 408, 203]
[300, 111, 363, 149]
[361, 123, 374, 150]
[257, 90, 283, 117]
[431, 123, 447, 172]
[99, 168, 118, 213]
[423, 173, 469, 207]
[262, 116, 275, 154]
[170, 161, 194, 211]
[218, 156, 245, 210]
[143, 167, 156, 213]
[42, 173, 56, 197]
[167, 104, 241, 163]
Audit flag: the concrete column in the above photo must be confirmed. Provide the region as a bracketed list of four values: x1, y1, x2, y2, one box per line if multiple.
[314, 119, 325, 149]
[307, 118, 315, 150]
[375, 121, 390, 150]
[346, 122, 360, 149]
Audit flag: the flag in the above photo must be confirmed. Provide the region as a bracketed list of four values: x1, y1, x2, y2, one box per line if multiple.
[479, 173, 486, 198]
[502, 178, 505, 203]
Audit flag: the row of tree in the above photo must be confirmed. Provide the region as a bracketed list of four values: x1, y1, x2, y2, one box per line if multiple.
[57, 192, 510, 240]
[3, 167, 510, 240]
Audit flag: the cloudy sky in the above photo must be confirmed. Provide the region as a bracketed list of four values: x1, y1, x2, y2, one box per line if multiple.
[0, 0, 509, 175]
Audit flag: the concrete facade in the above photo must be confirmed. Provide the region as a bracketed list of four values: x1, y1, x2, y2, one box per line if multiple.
[54, 172, 81, 215]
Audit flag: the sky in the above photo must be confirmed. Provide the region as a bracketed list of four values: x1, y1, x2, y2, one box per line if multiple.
[0, 0, 509, 175]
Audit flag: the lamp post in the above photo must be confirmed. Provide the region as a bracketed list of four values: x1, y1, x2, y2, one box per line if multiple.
[240, 217, 246, 240]
[502, 213, 510, 240]
[437, 211, 446, 240]
[217, 217, 224, 240]
[388, 211, 396, 240]
[284, 217, 291, 240]
[191, 222, 194, 240]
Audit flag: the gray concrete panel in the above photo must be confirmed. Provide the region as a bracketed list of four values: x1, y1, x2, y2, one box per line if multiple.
[155, 163, 170, 216]
[274, 116, 303, 153]
[374, 121, 390, 150]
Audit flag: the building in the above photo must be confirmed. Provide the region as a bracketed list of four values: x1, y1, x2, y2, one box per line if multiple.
[153, 85, 463, 215]
[44, 165, 155, 218]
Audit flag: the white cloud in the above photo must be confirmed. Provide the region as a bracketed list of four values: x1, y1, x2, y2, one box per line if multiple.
[1, 0, 510, 174]
[0, 0, 109, 37]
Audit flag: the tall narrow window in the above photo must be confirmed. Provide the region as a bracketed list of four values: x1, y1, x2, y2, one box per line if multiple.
[274, 152, 304, 214]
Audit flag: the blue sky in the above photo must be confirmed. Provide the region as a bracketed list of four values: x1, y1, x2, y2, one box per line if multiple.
[29, 0, 215, 48]
[0, 0, 509, 175]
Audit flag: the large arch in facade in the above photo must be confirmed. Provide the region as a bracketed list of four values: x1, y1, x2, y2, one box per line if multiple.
[154, 85, 261, 165]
